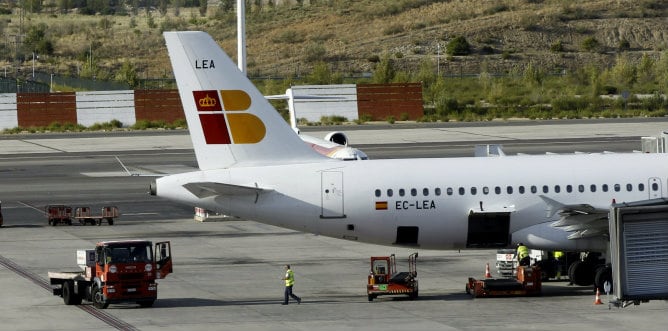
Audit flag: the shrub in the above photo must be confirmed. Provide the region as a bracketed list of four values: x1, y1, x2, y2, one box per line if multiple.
[581, 37, 600, 52]
[446, 36, 471, 56]
[550, 40, 564, 52]
[386, 115, 395, 124]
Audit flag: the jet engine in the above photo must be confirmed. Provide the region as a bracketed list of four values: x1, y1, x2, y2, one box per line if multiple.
[324, 131, 348, 146]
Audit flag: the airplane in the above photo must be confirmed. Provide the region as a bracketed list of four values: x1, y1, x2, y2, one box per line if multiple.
[265, 91, 368, 161]
[154, 31, 668, 290]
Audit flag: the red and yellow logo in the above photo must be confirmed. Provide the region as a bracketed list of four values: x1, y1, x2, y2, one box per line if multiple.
[193, 90, 266, 144]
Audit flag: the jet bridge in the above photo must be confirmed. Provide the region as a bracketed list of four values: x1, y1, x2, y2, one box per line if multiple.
[609, 199, 668, 307]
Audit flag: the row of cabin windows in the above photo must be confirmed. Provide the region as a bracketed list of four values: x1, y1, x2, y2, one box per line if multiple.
[373, 182, 660, 198]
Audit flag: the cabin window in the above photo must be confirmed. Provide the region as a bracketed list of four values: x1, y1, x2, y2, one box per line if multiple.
[507, 186, 513, 194]
[495, 186, 501, 194]
[602, 184, 609, 192]
[554, 185, 561, 193]
[387, 189, 393, 197]
[652, 183, 659, 191]
[578, 185, 585, 193]
[470, 187, 478, 195]
[435, 188, 441, 196]
[411, 188, 417, 197]
[638, 183, 645, 191]
[614, 184, 621, 192]
[590, 184, 596, 192]
[423, 188, 429, 196]
[531, 186, 537, 194]
[375, 189, 381, 197]
[399, 189, 405, 197]
[519, 186, 525, 194]
[566, 185, 573, 193]
[542, 185, 549, 193]
[458, 187, 465, 195]
[626, 184, 633, 192]
[447, 187, 454, 195]
[483, 186, 489, 195]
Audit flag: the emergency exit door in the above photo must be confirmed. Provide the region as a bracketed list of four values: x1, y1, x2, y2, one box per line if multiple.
[321, 171, 345, 218]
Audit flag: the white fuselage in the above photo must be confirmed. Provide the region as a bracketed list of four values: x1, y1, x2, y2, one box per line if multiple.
[157, 152, 667, 252]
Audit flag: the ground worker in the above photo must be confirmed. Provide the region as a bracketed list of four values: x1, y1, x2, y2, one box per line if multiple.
[282, 264, 301, 305]
[553, 251, 564, 278]
[517, 243, 530, 266]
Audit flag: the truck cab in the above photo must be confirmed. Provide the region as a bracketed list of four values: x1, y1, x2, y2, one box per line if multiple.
[91, 240, 172, 308]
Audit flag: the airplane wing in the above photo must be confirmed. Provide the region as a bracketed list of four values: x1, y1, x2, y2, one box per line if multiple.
[183, 182, 272, 199]
[540, 195, 609, 239]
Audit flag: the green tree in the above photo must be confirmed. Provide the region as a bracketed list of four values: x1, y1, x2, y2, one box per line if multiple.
[199, 0, 208, 16]
[115, 61, 139, 88]
[24, 24, 54, 55]
[372, 56, 395, 84]
[306, 62, 334, 84]
[446, 36, 470, 56]
[609, 55, 637, 89]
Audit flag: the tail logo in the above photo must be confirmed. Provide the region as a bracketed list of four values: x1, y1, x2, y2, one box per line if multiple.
[193, 90, 266, 144]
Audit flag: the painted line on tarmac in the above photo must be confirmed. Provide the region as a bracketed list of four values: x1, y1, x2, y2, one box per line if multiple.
[0, 254, 139, 331]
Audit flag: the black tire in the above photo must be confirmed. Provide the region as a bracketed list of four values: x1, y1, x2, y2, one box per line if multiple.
[138, 300, 155, 308]
[108, 219, 114, 226]
[570, 261, 594, 286]
[50, 219, 57, 226]
[92, 284, 109, 309]
[594, 265, 613, 293]
[97, 219, 102, 226]
[62, 281, 82, 305]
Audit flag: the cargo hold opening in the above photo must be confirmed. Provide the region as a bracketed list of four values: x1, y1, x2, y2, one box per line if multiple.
[466, 212, 511, 248]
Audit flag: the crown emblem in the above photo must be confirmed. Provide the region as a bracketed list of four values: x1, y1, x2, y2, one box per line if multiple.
[198, 94, 217, 108]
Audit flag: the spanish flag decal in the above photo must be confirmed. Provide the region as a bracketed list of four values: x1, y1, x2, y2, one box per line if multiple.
[375, 201, 388, 210]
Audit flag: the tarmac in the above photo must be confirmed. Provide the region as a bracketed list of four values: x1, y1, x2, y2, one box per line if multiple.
[1, 119, 668, 331]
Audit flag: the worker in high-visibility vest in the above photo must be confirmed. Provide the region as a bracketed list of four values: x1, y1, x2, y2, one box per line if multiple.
[517, 243, 530, 266]
[282, 264, 302, 305]
[553, 251, 564, 278]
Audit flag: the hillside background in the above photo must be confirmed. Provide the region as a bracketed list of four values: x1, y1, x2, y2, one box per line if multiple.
[1, 0, 668, 121]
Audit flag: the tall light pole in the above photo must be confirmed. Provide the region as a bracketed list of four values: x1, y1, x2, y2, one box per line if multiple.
[32, 52, 36, 78]
[237, 0, 246, 76]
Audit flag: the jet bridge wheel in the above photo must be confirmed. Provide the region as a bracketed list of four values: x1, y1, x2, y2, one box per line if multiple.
[594, 265, 613, 293]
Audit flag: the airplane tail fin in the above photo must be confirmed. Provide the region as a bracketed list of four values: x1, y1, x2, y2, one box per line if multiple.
[164, 31, 327, 170]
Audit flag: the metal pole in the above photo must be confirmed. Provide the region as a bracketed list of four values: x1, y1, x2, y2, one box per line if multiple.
[237, 0, 246, 75]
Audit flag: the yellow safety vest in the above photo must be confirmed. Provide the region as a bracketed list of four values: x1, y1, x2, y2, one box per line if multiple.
[517, 245, 529, 259]
[554, 251, 564, 259]
[285, 269, 295, 287]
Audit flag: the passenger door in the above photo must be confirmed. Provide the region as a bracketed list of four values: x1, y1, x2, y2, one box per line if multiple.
[321, 171, 345, 218]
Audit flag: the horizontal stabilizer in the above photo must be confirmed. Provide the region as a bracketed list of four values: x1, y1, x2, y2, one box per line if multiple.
[183, 182, 271, 199]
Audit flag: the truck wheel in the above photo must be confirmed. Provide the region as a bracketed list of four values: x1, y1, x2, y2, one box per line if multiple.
[367, 294, 373, 302]
[107, 219, 114, 226]
[62, 281, 82, 305]
[97, 219, 102, 226]
[92, 285, 109, 309]
[138, 300, 155, 308]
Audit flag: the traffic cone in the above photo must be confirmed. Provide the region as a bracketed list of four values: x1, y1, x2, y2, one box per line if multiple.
[485, 263, 492, 278]
[593, 288, 603, 305]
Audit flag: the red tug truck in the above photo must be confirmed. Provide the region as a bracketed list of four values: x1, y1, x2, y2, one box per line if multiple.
[367, 253, 418, 301]
[48, 240, 172, 308]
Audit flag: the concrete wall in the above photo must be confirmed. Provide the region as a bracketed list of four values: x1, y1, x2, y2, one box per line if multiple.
[291, 84, 359, 122]
[0, 84, 424, 130]
[0, 90, 184, 130]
